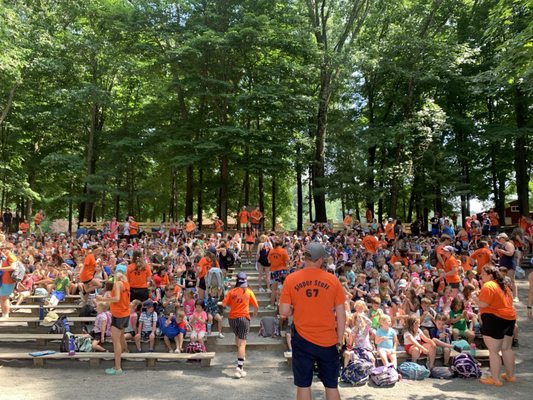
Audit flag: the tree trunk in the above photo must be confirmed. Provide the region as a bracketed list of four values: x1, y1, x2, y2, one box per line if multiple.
[113, 180, 121, 219]
[169, 167, 176, 221]
[258, 169, 264, 213]
[296, 158, 303, 232]
[388, 143, 403, 218]
[197, 168, 203, 230]
[312, 71, 332, 222]
[185, 165, 194, 219]
[308, 165, 313, 222]
[271, 176, 276, 231]
[219, 156, 228, 226]
[514, 86, 529, 216]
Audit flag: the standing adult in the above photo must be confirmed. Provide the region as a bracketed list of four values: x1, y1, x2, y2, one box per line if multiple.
[476, 265, 517, 387]
[214, 216, 225, 237]
[238, 206, 249, 235]
[443, 245, 461, 297]
[0, 241, 18, 319]
[250, 206, 263, 234]
[34, 209, 44, 236]
[109, 217, 119, 240]
[79, 246, 103, 305]
[129, 216, 139, 240]
[256, 234, 271, 293]
[96, 265, 130, 375]
[266, 239, 289, 310]
[495, 233, 518, 302]
[2, 209, 12, 233]
[222, 272, 258, 379]
[279, 242, 346, 400]
[126, 250, 152, 302]
[342, 212, 353, 230]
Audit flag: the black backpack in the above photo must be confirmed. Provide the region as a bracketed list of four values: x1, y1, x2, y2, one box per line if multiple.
[49, 315, 70, 334]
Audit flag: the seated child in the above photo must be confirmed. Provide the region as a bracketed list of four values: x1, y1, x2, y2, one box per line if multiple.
[374, 315, 398, 368]
[403, 315, 437, 369]
[344, 300, 375, 367]
[124, 299, 142, 342]
[134, 300, 158, 352]
[49, 269, 70, 306]
[189, 300, 207, 347]
[429, 314, 460, 365]
[159, 310, 187, 353]
[205, 287, 224, 338]
[183, 289, 196, 320]
[448, 297, 475, 343]
[90, 302, 111, 352]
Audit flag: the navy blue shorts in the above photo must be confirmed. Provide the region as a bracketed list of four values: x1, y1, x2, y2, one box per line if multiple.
[291, 328, 339, 388]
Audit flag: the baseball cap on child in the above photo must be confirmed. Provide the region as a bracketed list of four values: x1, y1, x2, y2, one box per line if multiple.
[236, 272, 248, 288]
[398, 279, 408, 289]
[115, 264, 127, 274]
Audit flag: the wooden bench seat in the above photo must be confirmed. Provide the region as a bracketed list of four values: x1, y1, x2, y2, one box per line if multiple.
[0, 351, 215, 367]
[0, 316, 95, 329]
[11, 304, 83, 317]
[284, 349, 489, 367]
[26, 295, 81, 304]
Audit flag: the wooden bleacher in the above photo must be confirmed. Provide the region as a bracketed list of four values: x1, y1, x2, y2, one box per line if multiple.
[0, 351, 215, 368]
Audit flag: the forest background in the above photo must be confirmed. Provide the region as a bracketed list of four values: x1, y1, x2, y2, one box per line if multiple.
[0, 0, 531, 232]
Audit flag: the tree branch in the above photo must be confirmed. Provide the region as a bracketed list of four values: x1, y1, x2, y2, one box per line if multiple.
[0, 86, 16, 127]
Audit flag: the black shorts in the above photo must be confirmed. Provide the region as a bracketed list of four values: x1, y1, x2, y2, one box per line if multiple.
[89, 331, 106, 344]
[481, 313, 515, 340]
[251, 223, 261, 231]
[229, 317, 250, 340]
[291, 327, 339, 389]
[130, 287, 149, 302]
[111, 316, 129, 330]
[198, 277, 206, 291]
[449, 282, 460, 289]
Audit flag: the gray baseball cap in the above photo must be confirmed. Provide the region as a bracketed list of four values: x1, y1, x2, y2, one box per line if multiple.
[304, 242, 327, 261]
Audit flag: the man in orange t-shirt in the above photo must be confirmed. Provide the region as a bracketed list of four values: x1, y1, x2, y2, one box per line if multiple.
[343, 213, 353, 230]
[222, 272, 258, 378]
[129, 216, 139, 239]
[34, 210, 44, 235]
[385, 218, 395, 242]
[471, 241, 493, 273]
[185, 216, 196, 238]
[18, 219, 29, 236]
[214, 216, 224, 236]
[250, 206, 263, 233]
[238, 206, 249, 232]
[435, 234, 452, 269]
[267, 239, 289, 310]
[279, 242, 346, 399]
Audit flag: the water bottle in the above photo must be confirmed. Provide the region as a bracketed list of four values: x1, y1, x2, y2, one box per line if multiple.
[68, 337, 76, 356]
[207, 323, 212, 334]
[470, 343, 476, 357]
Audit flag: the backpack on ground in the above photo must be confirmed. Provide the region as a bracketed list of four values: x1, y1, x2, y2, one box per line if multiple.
[399, 361, 430, 380]
[369, 365, 399, 387]
[10, 261, 26, 282]
[49, 315, 70, 334]
[451, 352, 481, 379]
[430, 366, 456, 379]
[186, 341, 206, 354]
[258, 316, 280, 338]
[60, 332, 92, 352]
[341, 352, 374, 386]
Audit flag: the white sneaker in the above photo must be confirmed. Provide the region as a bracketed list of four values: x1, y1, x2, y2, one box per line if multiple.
[513, 297, 519, 303]
[237, 368, 247, 378]
[174, 348, 181, 353]
[258, 287, 265, 293]
[218, 333, 225, 339]
[235, 367, 242, 378]
[168, 349, 173, 353]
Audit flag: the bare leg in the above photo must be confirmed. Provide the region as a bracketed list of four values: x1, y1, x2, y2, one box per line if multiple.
[111, 326, 123, 371]
[483, 335, 503, 383]
[500, 335, 515, 378]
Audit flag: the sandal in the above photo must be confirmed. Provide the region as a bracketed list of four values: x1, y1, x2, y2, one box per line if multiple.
[479, 377, 503, 387]
[501, 373, 517, 383]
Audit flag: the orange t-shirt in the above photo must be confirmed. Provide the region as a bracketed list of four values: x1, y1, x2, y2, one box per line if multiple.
[19, 222, 29, 234]
[444, 256, 460, 284]
[186, 221, 195, 233]
[1, 252, 17, 284]
[130, 221, 139, 235]
[362, 235, 378, 254]
[489, 212, 499, 226]
[435, 244, 446, 269]
[460, 255, 473, 272]
[478, 280, 516, 320]
[222, 287, 258, 319]
[385, 223, 395, 240]
[196, 257, 213, 279]
[214, 220, 224, 232]
[390, 254, 408, 267]
[110, 281, 130, 318]
[34, 213, 43, 225]
[471, 247, 492, 273]
[245, 231, 255, 243]
[126, 263, 152, 288]
[343, 215, 352, 226]
[267, 247, 289, 272]
[80, 254, 96, 282]
[238, 210, 249, 224]
[250, 210, 262, 224]
[280, 268, 345, 347]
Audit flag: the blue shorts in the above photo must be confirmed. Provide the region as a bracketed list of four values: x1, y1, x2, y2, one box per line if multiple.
[291, 328, 339, 389]
[270, 270, 289, 283]
[0, 283, 15, 297]
[164, 327, 186, 340]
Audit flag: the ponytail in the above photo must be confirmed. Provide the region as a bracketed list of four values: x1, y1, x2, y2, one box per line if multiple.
[133, 250, 145, 271]
[482, 264, 508, 293]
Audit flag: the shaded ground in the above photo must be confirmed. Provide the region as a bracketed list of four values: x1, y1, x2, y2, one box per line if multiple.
[0, 280, 532, 400]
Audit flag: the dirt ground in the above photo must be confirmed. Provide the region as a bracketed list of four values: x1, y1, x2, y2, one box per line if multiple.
[0, 280, 532, 400]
